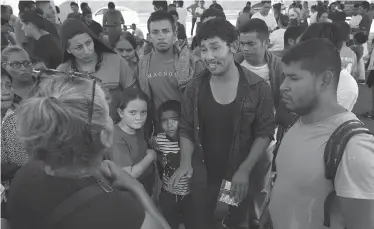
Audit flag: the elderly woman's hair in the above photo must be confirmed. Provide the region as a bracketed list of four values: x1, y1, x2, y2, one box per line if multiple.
[1, 45, 30, 62]
[17, 73, 109, 168]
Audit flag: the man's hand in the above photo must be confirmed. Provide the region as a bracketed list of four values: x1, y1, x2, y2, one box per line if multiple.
[231, 168, 250, 202]
[168, 163, 193, 190]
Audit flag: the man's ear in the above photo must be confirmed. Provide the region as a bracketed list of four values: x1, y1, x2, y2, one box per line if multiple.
[230, 40, 240, 53]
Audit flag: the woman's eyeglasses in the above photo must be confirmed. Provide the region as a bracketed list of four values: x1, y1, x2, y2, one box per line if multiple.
[2, 61, 33, 69]
[33, 68, 97, 131]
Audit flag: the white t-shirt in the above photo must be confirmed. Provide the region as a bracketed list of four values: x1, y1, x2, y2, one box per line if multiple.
[310, 11, 318, 24]
[269, 28, 286, 52]
[337, 69, 358, 111]
[240, 60, 270, 85]
[349, 15, 362, 29]
[134, 28, 144, 39]
[251, 12, 278, 31]
[270, 111, 374, 229]
[176, 7, 188, 28]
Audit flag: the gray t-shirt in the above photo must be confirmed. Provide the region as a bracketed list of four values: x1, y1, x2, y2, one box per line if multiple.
[148, 55, 182, 110]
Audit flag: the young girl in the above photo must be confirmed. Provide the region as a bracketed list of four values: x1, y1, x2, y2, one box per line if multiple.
[109, 88, 156, 195]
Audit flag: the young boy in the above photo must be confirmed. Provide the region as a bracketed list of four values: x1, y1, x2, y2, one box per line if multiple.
[154, 100, 193, 229]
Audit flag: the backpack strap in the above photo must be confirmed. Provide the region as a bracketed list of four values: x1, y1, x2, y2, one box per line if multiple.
[272, 114, 299, 172]
[44, 178, 113, 227]
[323, 119, 373, 228]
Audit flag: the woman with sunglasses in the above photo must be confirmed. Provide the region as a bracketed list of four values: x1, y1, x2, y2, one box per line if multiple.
[57, 19, 136, 99]
[6, 72, 170, 229]
[20, 8, 63, 69]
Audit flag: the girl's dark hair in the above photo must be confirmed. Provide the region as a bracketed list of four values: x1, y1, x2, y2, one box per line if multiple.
[20, 8, 59, 38]
[109, 88, 149, 124]
[1, 67, 12, 82]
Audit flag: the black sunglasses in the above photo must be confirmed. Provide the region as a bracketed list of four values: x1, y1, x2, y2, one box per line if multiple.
[33, 68, 97, 124]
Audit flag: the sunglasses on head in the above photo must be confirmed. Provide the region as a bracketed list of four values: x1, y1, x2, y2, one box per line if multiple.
[33, 68, 97, 132]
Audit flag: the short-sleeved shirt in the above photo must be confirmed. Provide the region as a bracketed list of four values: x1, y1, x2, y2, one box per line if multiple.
[340, 45, 358, 75]
[155, 133, 190, 195]
[251, 12, 278, 31]
[7, 160, 145, 229]
[111, 126, 153, 178]
[148, 55, 182, 111]
[57, 52, 136, 96]
[269, 111, 374, 229]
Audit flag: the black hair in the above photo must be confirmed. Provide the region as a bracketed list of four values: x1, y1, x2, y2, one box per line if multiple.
[169, 10, 179, 19]
[200, 7, 226, 22]
[353, 3, 360, 8]
[113, 31, 138, 49]
[80, 2, 88, 9]
[153, 0, 168, 11]
[273, 3, 282, 11]
[238, 18, 269, 41]
[20, 8, 59, 38]
[147, 10, 176, 32]
[317, 9, 328, 20]
[18, 1, 35, 13]
[246, 1, 251, 6]
[109, 88, 149, 124]
[176, 0, 184, 7]
[361, 1, 370, 11]
[311, 5, 317, 11]
[1, 67, 12, 82]
[300, 22, 343, 51]
[70, 2, 78, 7]
[284, 26, 305, 47]
[169, 4, 176, 8]
[108, 2, 115, 9]
[35, 1, 51, 9]
[197, 17, 238, 45]
[261, 1, 271, 5]
[354, 32, 368, 44]
[334, 21, 350, 42]
[82, 8, 92, 17]
[158, 100, 181, 121]
[243, 6, 251, 13]
[279, 14, 289, 27]
[282, 38, 341, 87]
[1, 5, 8, 13]
[55, 6, 60, 14]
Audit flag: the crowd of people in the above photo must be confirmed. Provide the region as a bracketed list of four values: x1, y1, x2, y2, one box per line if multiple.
[1, 1, 374, 229]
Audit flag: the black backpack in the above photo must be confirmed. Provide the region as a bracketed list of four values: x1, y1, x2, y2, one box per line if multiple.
[272, 118, 373, 228]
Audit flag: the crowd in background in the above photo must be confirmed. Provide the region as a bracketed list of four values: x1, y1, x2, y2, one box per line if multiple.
[1, 1, 374, 229]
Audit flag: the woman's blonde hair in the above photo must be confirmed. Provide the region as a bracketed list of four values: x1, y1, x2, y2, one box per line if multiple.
[17, 73, 109, 168]
[1, 45, 30, 62]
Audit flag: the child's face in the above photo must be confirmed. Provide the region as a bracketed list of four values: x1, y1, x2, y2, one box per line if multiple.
[161, 110, 179, 139]
[118, 99, 147, 130]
